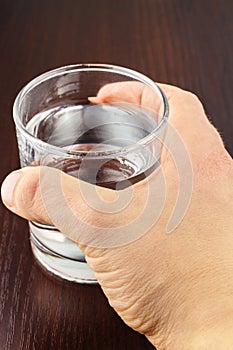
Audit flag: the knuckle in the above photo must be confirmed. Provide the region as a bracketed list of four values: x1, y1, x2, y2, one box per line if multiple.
[183, 90, 202, 105]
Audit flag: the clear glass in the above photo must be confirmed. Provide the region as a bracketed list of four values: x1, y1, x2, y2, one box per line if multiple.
[13, 64, 169, 283]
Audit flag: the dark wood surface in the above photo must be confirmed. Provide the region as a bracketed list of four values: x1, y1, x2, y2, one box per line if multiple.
[0, 1, 232, 349]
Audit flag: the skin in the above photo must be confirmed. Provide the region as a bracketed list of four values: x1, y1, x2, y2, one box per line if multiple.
[1, 83, 233, 349]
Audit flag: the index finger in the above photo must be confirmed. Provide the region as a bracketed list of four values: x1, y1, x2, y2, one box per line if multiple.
[89, 81, 224, 152]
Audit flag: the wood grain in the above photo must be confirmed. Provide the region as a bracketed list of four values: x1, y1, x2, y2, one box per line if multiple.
[0, 0, 232, 349]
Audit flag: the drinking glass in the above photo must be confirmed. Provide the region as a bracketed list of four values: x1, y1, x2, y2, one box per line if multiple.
[13, 64, 169, 283]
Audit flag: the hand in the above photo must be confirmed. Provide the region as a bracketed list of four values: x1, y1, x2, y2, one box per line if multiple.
[1, 83, 233, 349]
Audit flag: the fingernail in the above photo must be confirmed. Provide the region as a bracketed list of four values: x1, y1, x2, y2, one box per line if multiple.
[1, 171, 22, 206]
[88, 96, 100, 103]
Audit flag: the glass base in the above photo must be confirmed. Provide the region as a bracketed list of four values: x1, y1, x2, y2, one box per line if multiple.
[29, 223, 97, 284]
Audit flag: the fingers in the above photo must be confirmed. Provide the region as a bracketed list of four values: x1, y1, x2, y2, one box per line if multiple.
[90, 81, 206, 126]
[89, 81, 161, 113]
[90, 81, 225, 153]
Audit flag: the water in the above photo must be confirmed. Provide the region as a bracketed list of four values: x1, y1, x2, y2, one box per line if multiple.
[26, 103, 157, 187]
[24, 103, 159, 282]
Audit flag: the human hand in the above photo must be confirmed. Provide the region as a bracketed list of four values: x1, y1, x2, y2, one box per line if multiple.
[1, 83, 233, 349]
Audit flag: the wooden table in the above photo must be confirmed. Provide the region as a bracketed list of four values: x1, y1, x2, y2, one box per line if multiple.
[0, 1, 232, 349]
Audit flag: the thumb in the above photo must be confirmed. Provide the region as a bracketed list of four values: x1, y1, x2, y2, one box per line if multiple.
[1, 165, 119, 226]
[1, 167, 61, 224]
[1, 166, 151, 249]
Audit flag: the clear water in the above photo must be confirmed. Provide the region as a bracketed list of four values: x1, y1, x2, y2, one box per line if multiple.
[26, 103, 157, 188]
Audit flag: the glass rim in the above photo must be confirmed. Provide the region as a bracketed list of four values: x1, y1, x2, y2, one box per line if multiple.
[13, 63, 169, 157]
